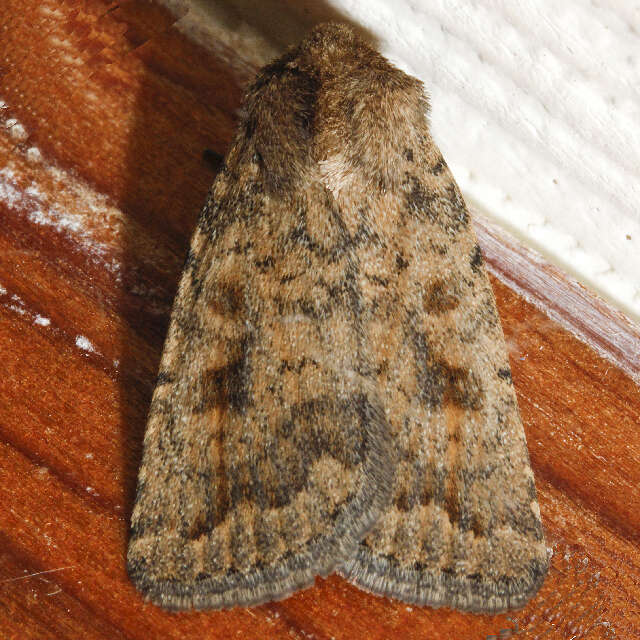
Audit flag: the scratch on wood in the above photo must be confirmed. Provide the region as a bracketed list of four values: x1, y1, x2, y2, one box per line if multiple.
[0, 565, 77, 584]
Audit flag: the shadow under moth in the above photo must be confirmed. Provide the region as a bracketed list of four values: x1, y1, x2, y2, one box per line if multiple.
[127, 22, 548, 613]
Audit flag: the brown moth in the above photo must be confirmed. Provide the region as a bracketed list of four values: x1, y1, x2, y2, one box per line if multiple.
[127, 22, 548, 612]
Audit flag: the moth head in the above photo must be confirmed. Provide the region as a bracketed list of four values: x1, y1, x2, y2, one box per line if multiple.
[299, 23, 431, 193]
[232, 23, 430, 195]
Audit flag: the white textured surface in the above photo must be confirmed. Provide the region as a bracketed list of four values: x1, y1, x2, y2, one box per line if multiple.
[317, 1, 640, 320]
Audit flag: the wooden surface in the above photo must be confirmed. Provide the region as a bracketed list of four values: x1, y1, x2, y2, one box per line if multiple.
[1, 2, 639, 638]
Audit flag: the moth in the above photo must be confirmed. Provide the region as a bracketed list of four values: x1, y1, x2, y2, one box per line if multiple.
[127, 22, 548, 613]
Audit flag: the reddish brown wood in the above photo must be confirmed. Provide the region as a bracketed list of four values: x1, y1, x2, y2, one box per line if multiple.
[1, 2, 638, 638]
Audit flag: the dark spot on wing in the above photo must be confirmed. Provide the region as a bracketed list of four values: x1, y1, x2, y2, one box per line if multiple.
[430, 154, 446, 175]
[396, 253, 409, 271]
[423, 279, 461, 314]
[405, 175, 437, 222]
[194, 336, 251, 414]
[410, 328, 484, 410]
[470, 244, 484, 273]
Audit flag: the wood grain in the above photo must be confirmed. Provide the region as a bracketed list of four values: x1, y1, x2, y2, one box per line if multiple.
[1, 2, 638, 638]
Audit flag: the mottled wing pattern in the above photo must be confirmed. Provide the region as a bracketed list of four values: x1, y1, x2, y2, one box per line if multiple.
[338, 133, 549, 612]
[128, 22, 548, 613]
[127, 52, 394, 609]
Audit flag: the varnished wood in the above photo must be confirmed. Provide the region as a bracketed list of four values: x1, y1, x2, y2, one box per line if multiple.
[1, 2, 637, 638]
